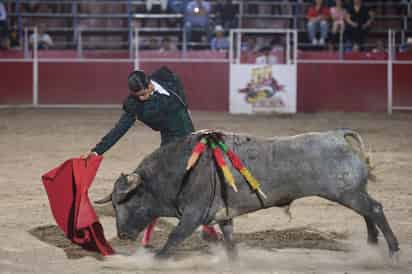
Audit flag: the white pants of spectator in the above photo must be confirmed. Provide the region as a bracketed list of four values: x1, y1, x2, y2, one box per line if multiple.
[307, 20, 328, 44]
[146, 0, 168, 12]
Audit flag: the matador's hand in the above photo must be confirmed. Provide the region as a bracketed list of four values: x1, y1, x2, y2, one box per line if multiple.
[80, 151, 98, 159]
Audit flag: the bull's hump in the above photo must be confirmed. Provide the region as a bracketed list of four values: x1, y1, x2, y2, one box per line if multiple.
[270, 131, 332, 141]
[220, 130, 340, 144]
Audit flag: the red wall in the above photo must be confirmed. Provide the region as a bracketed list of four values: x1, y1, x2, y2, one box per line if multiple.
[1, 60, 411, 113]
[297, 63, 388, 112]
[0, 62, 33, 104]
[37, 61, 229, 111]
[38, 62, 133, 104]
[393, 64, 412, 107]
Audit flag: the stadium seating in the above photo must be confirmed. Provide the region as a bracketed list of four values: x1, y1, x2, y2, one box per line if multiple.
[3, 0, 410, 53]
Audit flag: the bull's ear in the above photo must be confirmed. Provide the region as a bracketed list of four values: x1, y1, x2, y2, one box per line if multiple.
[115, 173, 142, 204]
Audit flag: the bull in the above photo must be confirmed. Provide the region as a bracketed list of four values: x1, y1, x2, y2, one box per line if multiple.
[96, 129, 399, 260]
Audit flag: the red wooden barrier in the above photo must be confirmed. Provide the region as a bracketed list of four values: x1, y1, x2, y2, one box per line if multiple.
[393, 64, 412, 108]
[297, 63, 387, 112]
[1, 50, 412, 113]
[0, 62, 33, 104]
[38, 62, 133, 104]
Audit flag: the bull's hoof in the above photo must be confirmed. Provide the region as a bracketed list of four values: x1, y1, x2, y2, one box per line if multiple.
[389, 249, 401, 265]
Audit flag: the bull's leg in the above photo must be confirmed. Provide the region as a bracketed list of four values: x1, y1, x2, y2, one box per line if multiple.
[364, 216, 379, 244]
[218, 219, 238, 261]
[155, 210, 202, 259]
[338, 191, 399, 257]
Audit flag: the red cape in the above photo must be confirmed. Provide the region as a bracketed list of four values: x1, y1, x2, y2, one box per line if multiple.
[41, 156, 114, 256]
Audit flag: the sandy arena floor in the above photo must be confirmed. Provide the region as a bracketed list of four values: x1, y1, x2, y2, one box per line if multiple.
[0, 109, 411, 274]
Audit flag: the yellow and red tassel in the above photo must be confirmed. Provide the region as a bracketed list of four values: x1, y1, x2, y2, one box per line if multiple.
[186, 138, 207, 170]
[210, 141, 238, 192]
[218, 141, 267, 199]
[186, 133, 264, 197]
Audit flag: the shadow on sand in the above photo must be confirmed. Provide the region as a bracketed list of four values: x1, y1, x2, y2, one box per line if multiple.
[28, 220, 349, 261]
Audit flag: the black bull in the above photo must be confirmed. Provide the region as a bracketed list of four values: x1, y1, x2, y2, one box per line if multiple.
[96, 129, 399, 259]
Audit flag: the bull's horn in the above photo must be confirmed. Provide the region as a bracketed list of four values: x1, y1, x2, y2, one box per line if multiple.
[94, 193, 113, 204]
[115, 173, 142, 204]
[126, 173, 141, 187]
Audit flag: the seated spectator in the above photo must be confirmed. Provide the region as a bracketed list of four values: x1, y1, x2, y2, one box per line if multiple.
[399, 37, 412, 53]
[214, 0, 237, 30]
[371, 40, 384, 53]
[140, 37, 157, 50]
[241, 36, 258, 52]
[306, 0, 330, 46]
[344, 0, 374, 51]
[184, 0, 211, 43]
[169, 0, 189, 13]
[30, 25, 54, 50]
[159, 37, 177, 51]
[8, 24, 20, 49]
[255, 40, 284, 65]
[0, 0, 8, 49]
[210, 25, 229, 51]
[23, 1, 41, 13]
[330, 0, 346, 47]
[255, 46, 273, 64]
[46, 0, 62, 13]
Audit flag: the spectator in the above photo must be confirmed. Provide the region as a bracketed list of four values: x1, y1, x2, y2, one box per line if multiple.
[47, 0, 62, 13]
[306, 0, 330, 46]
[344, 0, 374, 50]
[241, 36, 258, 52]
[371, 40, 384, 53]
[210, 25, 229, 51]
[159, 37, 177, 51]
[330, 0, 346, 47]
[169, 0, 189, 13]
[255, 46, 272, 64]
[214, 0, 238, 30]
[399, 37, 412, 53]
[8, 24, 20, 49]
[184, 0, 211, 43]
[23, 1, 41, 13]
[0, 0, 8, 49]
[30, 25, 54, 50]
[145, 37, 159, 50]
[255, 39, 284, 65]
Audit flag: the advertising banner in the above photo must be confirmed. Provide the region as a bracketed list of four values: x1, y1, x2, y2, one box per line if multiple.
[230, 64, 296, 114]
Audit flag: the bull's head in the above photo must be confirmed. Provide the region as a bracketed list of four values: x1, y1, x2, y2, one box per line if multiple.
[95, 172, 155, 240]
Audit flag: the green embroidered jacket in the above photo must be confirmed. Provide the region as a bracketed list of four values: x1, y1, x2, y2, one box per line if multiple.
[92, 67, 194, 155]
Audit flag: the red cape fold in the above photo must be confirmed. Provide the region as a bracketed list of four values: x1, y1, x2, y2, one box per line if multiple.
[41, 156, 114, 256]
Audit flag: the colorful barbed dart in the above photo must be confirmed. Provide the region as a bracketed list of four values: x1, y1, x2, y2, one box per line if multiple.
[217, 140, 267, 199]
[186, 138, 208, 170]
[210, 141, 238, 192]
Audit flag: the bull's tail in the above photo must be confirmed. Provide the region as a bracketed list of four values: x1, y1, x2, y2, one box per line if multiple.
[339, 129, 376, 182]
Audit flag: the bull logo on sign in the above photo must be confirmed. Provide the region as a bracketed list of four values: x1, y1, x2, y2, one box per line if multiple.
[238, 66, 286, 110]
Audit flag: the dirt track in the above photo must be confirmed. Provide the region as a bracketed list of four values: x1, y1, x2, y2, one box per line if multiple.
[0, 109, 411, 274]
